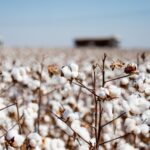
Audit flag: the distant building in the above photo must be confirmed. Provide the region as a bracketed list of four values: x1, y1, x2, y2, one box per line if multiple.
[74, 36, 119, 48]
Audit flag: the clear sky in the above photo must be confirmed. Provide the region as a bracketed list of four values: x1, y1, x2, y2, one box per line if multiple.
[0, 0, 150, 48]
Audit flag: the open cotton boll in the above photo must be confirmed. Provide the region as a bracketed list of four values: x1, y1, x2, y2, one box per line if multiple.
[69, 63, 79, 72]
[117, 141, 138, 150]
[102, 101, 113, 118]
[78, 72, 86, 81]
[56, 119, 73, 136]
[39, 125, 49, 136]
[2, 71, 12, 83]
[120, 78, 129, 86]
[11, 68, 23, 82]
[6, 130, 18, 141]
[138, 83, 148, 93]
[61, 66, 72, 79]
[63, 109, 79, 122]
[144, 86, 150, 95]
[107, 85, 121, 98]
[49, 139, 66, 150]
[28, 79, 40, 90]
[6, 130, 25, 148]
[71, 120, 90, 142]
[28, 132, 42, 148]
[121, 99, 130, 113]
[141, 109, 150, 124]
[97, 87, 109, 99]
[139, 124, 149, 135]
[124, 118, 136, 132]
[71, 71, 78, 78]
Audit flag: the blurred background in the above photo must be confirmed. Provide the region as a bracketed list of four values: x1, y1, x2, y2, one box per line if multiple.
[0, 0, 150, 48]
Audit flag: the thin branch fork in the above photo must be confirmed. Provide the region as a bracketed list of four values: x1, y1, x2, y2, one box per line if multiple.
[101, 112, 126, 128]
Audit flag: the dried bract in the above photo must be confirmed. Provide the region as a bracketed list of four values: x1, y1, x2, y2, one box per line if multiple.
[110, 59, 125, 70]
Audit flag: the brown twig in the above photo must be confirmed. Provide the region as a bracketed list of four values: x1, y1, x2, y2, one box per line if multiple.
[99, 133, 130, 146]
[101, 112, 126, 128]
[105, 74, 131, 83]
[0, 103, 16, 111]
[37, 59, 44, 133]
[97, 101, 103, 148]
[15, 101, 22, 134]
[102, 53, 107, 87]
[92, 67, 98, 146]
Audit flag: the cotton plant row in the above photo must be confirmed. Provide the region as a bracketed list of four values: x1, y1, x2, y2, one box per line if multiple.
[0, 53, 149, 150]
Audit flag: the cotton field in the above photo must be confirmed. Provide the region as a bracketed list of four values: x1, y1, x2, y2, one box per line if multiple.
[0, 48, 149, 150]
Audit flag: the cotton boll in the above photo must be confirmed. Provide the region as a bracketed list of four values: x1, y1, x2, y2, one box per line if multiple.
[63, 109, 79, 122]
[124, 118, 136, 132]
[117, 141, 138, 150]
[139, 124, 149, 134]
[28, 132, 42, 148]
[102, 101, 113, 118]
[97, 87, 109, 99]
[141, 109, 150, 124]
[71, 120, 90, 142]
[138, 83, 147, 93]
[71, 71, 78, 78]
[78, 72, 86, 81]
[120, 78, 129, 86]
[2, 71, 12, 83]
[6, 130, 25, 148]
[13, 134, 25, 148]
[69, 63, 79, 72]
[108, 85, 121, 98]
[61, 82, 72, 97]
[6, 130, 18, 141]
[11, 68, 23, 82]
[39, 125, 49, 136]
[144, 86, 150, 96]
[50, 139, 66, 150]
[63, 109, 71, 121]
[121, 100, 130, 113]
[61, 66, 72, 79]
[55, 119, 73, 136]
[133, 126, 141, 135]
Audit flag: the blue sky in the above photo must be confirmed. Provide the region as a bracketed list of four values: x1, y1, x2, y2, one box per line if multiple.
[0, 0, 150, 48]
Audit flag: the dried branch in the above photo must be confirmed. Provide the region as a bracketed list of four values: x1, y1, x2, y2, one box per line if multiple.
[101, 112, 126, 128]
[105, 74, 131, 83]
[0, 103, 16, 111]
[102, 53, 107, 87]
[99, 133, 130, 146]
